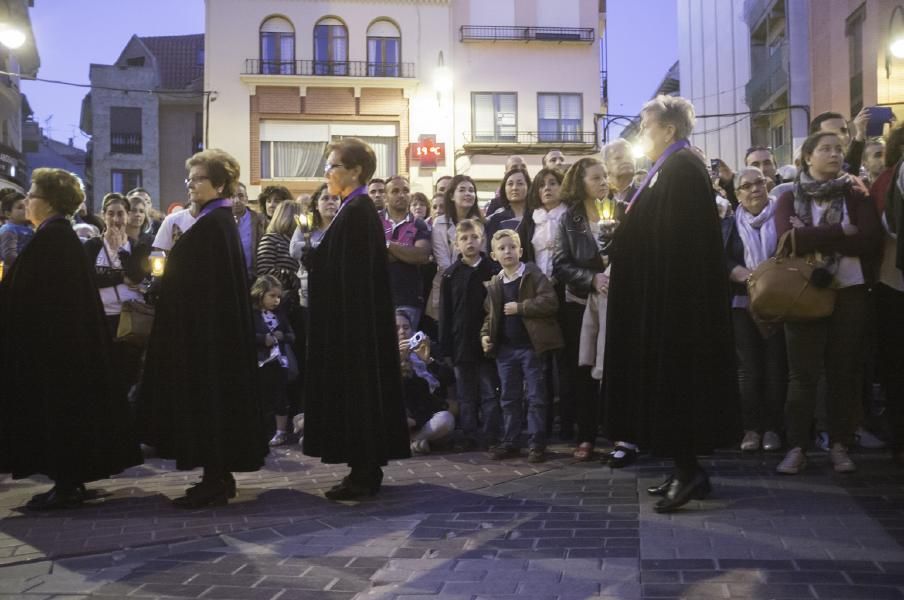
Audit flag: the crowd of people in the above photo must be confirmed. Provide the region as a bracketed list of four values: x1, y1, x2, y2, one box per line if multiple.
[1, 95, 903, 515]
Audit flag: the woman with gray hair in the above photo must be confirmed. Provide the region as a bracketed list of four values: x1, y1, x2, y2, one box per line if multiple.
[603, 95, 738, 513]
[723, 166, 786, 453]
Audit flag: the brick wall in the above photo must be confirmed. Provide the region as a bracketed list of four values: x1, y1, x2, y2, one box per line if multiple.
[360, 89, 405, 115]
[304, 88, 356, 115]
[256, 86, 301, 113]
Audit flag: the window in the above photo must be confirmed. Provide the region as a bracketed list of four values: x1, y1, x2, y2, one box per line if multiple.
[471, 92, 517, 142]
[771, 123, 785, 150]
[367, 20, 400, 77]
[111, 170, 142, 193]
[537, 93, 582, 142]
[110, 107, 142, 154]
[259, 121, 397, 179]
[314, 18, 348, 75]
[846, 4, 865, 115]
[126, 56, 145, 67]
[260, 16, 295, 75]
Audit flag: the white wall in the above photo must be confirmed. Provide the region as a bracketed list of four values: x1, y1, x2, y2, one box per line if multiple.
[678, 0, 751, 171]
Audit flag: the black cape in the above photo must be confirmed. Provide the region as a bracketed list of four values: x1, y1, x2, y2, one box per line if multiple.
[303, 192, 410, 465]
[604, 148, 739, 457]
[0, 219, 141, 482]
[138, 205, 267, 472]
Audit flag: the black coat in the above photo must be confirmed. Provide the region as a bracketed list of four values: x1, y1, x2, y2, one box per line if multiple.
[252, 307, 296, 364]
[84, 236, 151, 290]
[302, 191, 410, 465]
[603, 148, 739, 457]
[0, 219, 141, 482]
[439, 255, 497, 363]
[552, 203, 607, 302]
[138, 205, 267, 472]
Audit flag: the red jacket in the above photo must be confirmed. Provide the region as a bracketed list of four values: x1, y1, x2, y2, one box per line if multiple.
[774, 185, 882, 282]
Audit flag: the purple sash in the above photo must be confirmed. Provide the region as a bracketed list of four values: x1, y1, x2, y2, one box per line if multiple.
[625, 139, 690, 213]
[197, 198, 232, 220]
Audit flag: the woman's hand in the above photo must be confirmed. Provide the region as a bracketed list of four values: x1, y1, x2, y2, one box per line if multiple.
[398, 340, 410, 356]
[413, 338, 431, 363]
[265, 333, 276, 347]
[273, 331, 284, 341]
[593, 272, 609, 295]
[481, 335, 493, 354]
[106, 227, 127, 251]
[730, 266, 752, 283]
[503, 302, 519, 316]
[789, 216, 805, 229]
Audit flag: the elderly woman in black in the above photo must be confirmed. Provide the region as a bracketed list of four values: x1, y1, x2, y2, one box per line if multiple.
[552, 157, 609, 456]
[0, 168, 140, 509]
[139, 149, 267, 508]
[723, 167, 786, 453]
[303, 137, 410, 500]
[774, 131, 882, 475]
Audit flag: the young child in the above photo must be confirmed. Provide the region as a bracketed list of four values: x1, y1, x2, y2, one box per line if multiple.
[439, 218, 501, 450]
[251, 275, 296, 446]
[481, 229, 563, 463]
[396, 310, 455, 454]
[0, 191, 33, 269]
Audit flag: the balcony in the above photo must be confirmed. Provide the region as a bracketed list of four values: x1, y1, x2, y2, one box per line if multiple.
[463, 130, 596, 151]
[243, 59, 416, 78]
[745, 45, 788, 110]
[110, 132, 142, 154]
[460, 26, 595, 43]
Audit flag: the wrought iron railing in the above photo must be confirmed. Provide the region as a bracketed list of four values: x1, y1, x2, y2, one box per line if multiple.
[110, 133, 142, 154]
[465, 131, 596, 145]
[745, 45, 788, 110]
[244, 59, 416, 78]
[460, 26, 594, 43]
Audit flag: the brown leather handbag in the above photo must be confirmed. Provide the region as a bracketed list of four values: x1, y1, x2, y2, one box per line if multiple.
[747, 229, 836, 323]
[117, 299, 155, 346]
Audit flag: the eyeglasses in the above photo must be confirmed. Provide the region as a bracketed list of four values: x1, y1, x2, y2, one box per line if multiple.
[184, 176, 210, 186]
[737, 177, 768, 192]
[324, 162, 345, 174]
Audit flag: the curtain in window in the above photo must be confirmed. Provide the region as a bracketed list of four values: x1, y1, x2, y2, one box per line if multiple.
[272, 142, 328, 177]
[473, 94, 495, 141]
[560, 94, 582, 141]
[280, 35, 295, 74]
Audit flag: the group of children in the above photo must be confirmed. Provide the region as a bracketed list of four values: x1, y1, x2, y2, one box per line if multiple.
[250, 218, 563, 462]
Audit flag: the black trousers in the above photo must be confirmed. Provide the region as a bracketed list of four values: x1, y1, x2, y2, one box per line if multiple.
[876, 284, 904, 449]
[561, 301, 601, 444]
[732, 308, 787, 433]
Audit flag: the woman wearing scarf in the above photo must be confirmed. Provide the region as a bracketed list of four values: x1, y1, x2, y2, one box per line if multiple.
[603, 95, 737, 513]
[139, 149, 267, 508]
[773, 131, 881, 475]
[723, 167, 786, 454]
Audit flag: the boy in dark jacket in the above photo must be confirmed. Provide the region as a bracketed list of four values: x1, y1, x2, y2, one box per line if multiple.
[439, 219, 501, 450]
[482, 229, 563, 463]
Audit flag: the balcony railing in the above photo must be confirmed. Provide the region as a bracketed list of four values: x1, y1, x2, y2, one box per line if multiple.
[745, 45, 788, 110]
[110, 132, 142, 154]
[465, 131, 596, 145]
[244, 59, 416, 78]
[460, 26, 595, 43]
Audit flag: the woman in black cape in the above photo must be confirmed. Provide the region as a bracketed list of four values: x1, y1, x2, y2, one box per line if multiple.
[0, 168, 141, 510]
[139, 149, 267, 508]
[604, 96, 739, 513]
[302, 137, 410, 500]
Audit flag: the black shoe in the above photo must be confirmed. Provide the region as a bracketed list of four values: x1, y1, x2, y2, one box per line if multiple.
[488, 446, 521, 460]
[604, 445, 637, 468]
[187, 473, 237, 499]
[172, 480, 229, 509]
[647, 474, 675, 497]
[653, 469, 711, 514]
[324, 477, 379, 501]
[26, 484, 86, 511]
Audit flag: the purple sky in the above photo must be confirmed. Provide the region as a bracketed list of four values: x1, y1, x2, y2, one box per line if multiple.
[22, 0, 676, 149]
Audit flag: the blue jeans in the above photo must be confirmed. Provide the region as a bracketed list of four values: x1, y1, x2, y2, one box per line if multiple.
[496, 344, 547, 450]
[454, 360, 501, 444]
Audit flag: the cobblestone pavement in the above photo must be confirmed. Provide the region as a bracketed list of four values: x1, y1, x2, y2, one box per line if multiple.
[1, 443, 903, 599]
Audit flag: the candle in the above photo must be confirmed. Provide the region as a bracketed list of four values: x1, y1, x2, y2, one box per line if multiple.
[149, 250, 166, 277]
[295, 213, 309, 229]
[595, 198, 614, 221]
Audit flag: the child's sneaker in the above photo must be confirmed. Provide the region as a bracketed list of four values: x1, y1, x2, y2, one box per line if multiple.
[488, 446, 520, 460]
[527, 448, 546, 463]
[269, 431, 288, 446]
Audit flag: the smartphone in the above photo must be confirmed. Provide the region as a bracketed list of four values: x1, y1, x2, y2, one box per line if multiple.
[407, 331, 426, 349]
[710, 159, 721, 178]
[866, 106, 895, 137]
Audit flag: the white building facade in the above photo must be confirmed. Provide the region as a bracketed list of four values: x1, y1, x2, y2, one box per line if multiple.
[204, 0, 604, 199]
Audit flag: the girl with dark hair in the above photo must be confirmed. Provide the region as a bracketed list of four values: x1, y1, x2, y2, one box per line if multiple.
[552, 158, 609, 452]
[427, 174, 482, 320]
[484, 168, 531, 254]
[774, 131, 882, 475]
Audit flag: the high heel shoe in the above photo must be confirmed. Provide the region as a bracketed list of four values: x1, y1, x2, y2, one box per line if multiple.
[653, 469, 711, 513]
[173, 480, 229, 509]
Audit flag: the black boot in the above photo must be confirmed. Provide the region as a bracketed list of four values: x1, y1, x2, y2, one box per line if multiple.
[26, 483, 86, 511]
[325, 466, 382, 501]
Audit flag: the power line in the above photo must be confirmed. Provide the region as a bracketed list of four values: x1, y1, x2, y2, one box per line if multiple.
[5, 69, 214, 96]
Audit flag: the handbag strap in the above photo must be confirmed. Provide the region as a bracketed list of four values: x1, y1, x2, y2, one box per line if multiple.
[101, 240, 122, 304]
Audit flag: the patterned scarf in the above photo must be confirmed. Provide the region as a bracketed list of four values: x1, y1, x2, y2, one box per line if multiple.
[792, 171, 850, 269]
[735, 198, 778, 270]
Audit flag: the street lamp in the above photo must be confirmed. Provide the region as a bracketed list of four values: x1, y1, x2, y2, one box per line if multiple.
[887, 5, 904, 77]
[0, 22, 24, 49]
